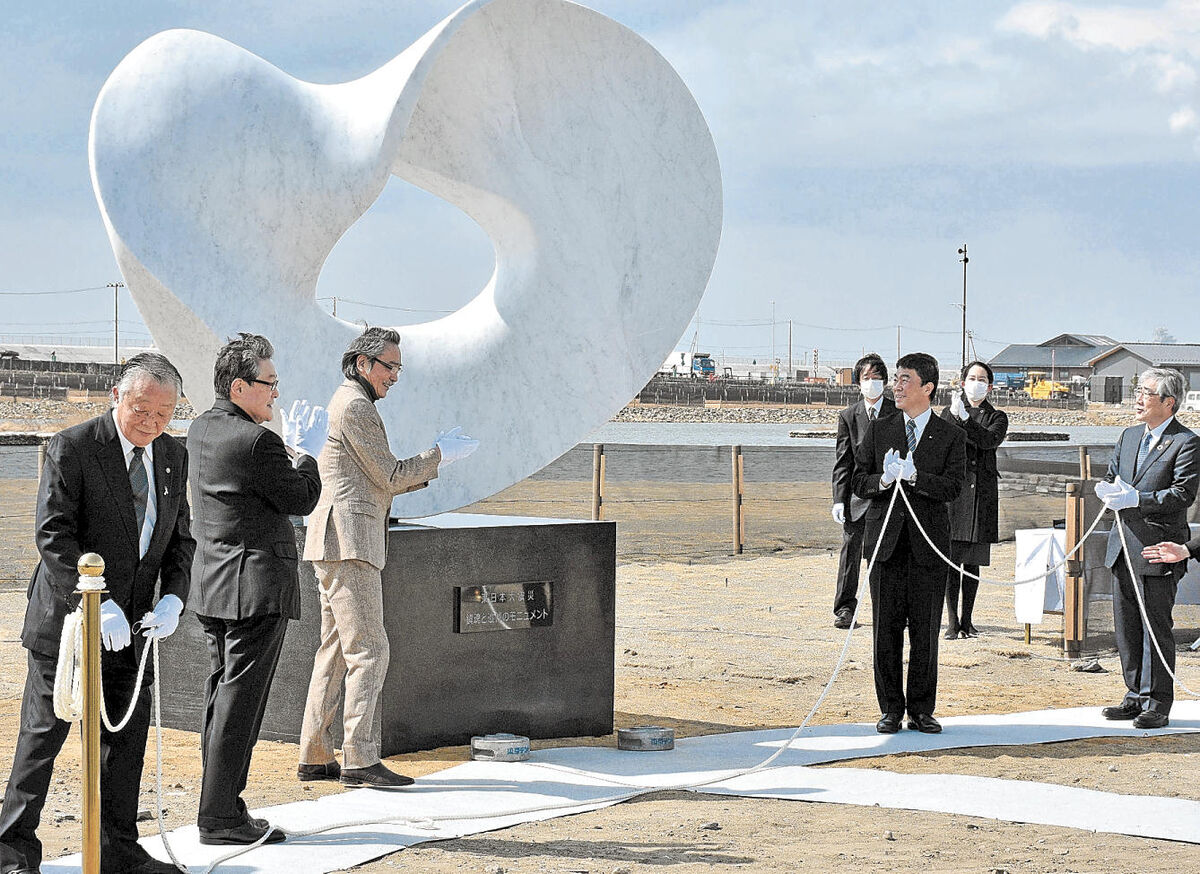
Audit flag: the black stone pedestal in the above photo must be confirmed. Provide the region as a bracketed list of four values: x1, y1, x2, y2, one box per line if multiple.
[158, 514, 616, 754]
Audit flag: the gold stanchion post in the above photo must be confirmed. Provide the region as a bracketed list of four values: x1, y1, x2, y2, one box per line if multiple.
[76, 552, 106, 874]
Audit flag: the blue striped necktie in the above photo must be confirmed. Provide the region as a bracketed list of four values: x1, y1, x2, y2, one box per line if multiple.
[1134, 430, 1153, 477]
[906, 419, 917, 454]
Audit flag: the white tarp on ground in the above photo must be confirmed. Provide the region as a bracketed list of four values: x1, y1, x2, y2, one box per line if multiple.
[45, 702, 1200, 873]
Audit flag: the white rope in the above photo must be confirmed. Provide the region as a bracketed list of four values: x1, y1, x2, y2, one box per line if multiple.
[1114, 514, 1200, 699]
[53, 613, 186, 872]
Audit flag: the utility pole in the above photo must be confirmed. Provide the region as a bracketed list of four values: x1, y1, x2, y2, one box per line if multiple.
[770, 301, 776, 380]
[787, 320, 793, 381]
[957, 244, 968, 368]
[107, 282, 124, 366]
[896, 325, 901, 361]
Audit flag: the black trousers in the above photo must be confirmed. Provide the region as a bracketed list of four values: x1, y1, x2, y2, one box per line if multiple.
[1111, 560, 1177, 716]
[0, 649, 155, 874]
[197, 613, 289, 830]
[833, 514, 866, 617]
[869, 535, 946, 717]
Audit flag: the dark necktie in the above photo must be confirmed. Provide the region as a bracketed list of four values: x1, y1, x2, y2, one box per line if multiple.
[1134, 430, 1153, 477]
[868, 407, 876, 421]
[129, 446, 149, 536]
[906, 419, 917, 454]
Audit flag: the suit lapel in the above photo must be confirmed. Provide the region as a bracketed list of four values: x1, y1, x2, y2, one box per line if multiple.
[1132, 421, 1178, 486]
[145, 437, 176, 553]
[95, 415, 141, 550]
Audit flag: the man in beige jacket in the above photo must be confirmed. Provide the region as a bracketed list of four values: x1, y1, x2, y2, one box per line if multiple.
[298, 327, 478, 787]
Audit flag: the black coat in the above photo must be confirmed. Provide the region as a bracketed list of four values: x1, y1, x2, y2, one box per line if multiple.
[939, 397, 1008, 545]
[832, 396, 897, 521]
[852, 411, 966, 567]
[1103, 418, 1200, 579]
[187, 399, 322, 620]
[22, 412, 194, 657]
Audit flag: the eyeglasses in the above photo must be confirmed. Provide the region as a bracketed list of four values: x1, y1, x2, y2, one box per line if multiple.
[247, 378, 279, 391]
[1134, 387, 1161, 400]
[371, 357, 403, 375]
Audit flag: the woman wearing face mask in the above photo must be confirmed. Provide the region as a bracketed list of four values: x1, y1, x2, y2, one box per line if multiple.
[939, 360, 1009, 639]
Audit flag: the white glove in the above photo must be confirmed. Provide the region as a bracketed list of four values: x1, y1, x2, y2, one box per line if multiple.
[1101, 475, 1139, 511]
[880, 448, 901, 485]
[897, 452, 917, 483]
[435, 426, 480, 466]
[140, 594, 183, 641]
[950, 391, 968, 421]
[99, 600, 131, 652]
[832, 503, 845, 525]
[297, 405, 329, 457]
[1094, 479, 1120, 501]
[283, 400, 329, 457]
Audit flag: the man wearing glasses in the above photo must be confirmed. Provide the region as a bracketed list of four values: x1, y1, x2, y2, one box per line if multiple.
[187, 333, 323, 844]
[1093, 368, 1199, 729]
[297, 327, 477, 787]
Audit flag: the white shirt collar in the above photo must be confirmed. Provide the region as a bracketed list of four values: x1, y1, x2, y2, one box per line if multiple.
[1145, 416, 1174, 447]
[903, 406, 933, 445]
[864, 396, 884, 415]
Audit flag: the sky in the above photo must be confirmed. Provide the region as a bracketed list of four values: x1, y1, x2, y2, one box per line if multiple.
[4, 0, 1200, 370]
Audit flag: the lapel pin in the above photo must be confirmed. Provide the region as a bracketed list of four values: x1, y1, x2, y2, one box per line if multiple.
[166, 467, 171, 474]
[163, 486, 169, 496]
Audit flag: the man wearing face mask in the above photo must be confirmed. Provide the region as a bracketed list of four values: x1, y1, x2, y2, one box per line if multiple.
[939, 361, 1008, 639]
[830, 353, 897, 629]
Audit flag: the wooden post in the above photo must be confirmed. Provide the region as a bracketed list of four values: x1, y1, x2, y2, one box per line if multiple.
[731, 445, 744, 554]
[1078, 446, 1088, 480]
[37, 442, 46, 480]
[591, 444, 604, 521]
[1063, 482, 1085, 658]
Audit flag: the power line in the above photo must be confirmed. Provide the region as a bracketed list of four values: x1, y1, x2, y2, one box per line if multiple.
[0, 286, 107, 296]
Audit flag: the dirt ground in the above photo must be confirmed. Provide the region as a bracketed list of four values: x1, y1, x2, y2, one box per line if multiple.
[2, 402, 1200, 872]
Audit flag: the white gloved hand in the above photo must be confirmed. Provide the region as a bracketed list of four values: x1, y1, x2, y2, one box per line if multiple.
[832, 503, 845, 525]
[1101, 475, 1139, 511]
[435, 426, 481, 466]
[281, 399, 308, 450]
[140, 594, 183, 641]
[880, 448, 901, 485]
[1094, 479, 1121, 501]
[296, 405, 329, 457]
[99, 600, 131, 652]
[897, 452, 917, 483]
[950, 391, 968, 421]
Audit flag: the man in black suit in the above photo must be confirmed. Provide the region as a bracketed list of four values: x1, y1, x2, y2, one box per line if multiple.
[1094, 367, 1199, 729]
[853, 352, 965, 735]
[188, 334, 322, 845]
[831, 353, 896, 628]
[0, 354, 194, 874]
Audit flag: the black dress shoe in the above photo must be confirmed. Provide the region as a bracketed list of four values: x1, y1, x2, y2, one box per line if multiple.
[298, 760, 341, 782]
[833, 614, 852, 629]
[960, 623, 980, 637]
[1133, 710, 1170, 729]
[943, 623, 961, 640]
[340, 762, 415, 788]
[1101, 701, 1142, 720]
[123, 859, 184, 874]
[876, 712, 903, 734]
[198, 819, 287, 845]
[906, 713, 942, 733]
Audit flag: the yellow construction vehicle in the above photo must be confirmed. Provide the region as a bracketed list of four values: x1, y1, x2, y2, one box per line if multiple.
[1026, 371, 1071, 400]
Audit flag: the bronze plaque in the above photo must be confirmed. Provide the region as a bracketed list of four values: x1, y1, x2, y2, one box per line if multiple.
[455, 581, 553, 633]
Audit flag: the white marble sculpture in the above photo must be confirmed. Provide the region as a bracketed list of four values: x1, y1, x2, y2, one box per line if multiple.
[89, 0, 722, 516]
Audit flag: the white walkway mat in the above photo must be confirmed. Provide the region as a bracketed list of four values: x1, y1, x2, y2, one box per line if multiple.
[43, 702, 1200, 873]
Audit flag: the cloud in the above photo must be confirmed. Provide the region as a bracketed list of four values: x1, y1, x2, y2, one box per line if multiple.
[1169, 105, 1199, 132]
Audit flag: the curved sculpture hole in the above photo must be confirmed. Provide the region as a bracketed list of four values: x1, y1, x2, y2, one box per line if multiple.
[317, 177, 494, 326]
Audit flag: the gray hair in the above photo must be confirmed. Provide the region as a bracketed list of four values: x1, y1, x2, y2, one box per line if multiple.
[1140, 367, 1185, 411]
[114, 352, 183, 400]
[341, 327, 401, 379]
[214, 333, 274, 399]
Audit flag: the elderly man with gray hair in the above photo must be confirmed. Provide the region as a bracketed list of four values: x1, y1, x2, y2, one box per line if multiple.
[297, 326, 478, 788]
[0, 353, 193, 874]
[1093, 367, 1200, 729]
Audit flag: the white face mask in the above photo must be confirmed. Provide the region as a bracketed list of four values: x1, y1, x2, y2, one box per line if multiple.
[860, 379, 884, 400]
[963, 379, 989, 402]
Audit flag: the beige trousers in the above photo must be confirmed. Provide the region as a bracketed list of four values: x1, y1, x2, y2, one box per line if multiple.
[298, 559, 389, 769]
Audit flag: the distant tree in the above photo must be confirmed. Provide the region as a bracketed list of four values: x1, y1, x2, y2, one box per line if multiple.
[1153, 326, 1177, 344]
